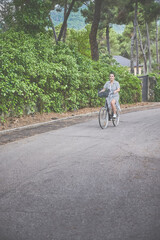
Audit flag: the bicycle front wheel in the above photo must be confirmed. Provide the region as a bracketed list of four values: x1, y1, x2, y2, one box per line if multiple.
[99, 107, 108, 129]
[112, 110, 120, 127]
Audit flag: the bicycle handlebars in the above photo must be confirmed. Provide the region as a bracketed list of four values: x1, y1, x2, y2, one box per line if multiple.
[98, 89, 114, 98]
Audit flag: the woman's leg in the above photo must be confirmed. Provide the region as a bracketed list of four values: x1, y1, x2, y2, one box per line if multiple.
[111, 99, 116, 115]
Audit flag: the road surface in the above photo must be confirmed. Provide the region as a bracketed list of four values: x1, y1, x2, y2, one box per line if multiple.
[0, 108, 160, 240]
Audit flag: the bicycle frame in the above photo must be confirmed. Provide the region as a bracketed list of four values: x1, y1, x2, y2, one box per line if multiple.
[98, 89, 120, 128]
[105, 100, 113, 121]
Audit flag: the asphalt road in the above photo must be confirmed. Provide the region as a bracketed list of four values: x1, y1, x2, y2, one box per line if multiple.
[0, 108, 160, 240]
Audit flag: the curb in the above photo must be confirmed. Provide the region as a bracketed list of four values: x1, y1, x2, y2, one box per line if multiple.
[0, 102, 160, 136]
[0, 111, 98, 135]
[0, 103, 160, 145]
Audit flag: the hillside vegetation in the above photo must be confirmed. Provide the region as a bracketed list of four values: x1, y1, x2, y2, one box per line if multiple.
[50, 6, 86, 30]
[50, 7, 125, 33]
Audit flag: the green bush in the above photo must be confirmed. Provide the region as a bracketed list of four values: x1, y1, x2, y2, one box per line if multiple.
[95, 60, 142, 104]
[0, 30, 142, 119]
[153, 74, 160, 102]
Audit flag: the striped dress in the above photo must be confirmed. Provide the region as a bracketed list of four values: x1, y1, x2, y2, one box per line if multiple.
[104, 80, 120, 110]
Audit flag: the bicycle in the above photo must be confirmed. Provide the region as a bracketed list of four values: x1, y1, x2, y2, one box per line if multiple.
[98, 89, 120, 129]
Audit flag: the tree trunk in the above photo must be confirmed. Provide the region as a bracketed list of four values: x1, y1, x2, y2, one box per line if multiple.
[57, 0, 76, 42]
[106, 24, 110, 55]
[130, 28, 135, 74]
[138, 24, 147, 74]
[146, 22, 152, 73]
[130, 0, 138, 75]
[63, 0, 68, 43]
[48, 14, 58, 43]
[135, 1, 139, 75]
[89, 0, 103, 61]
[136, 35, 139, 74]
[156, 19, 159, 72]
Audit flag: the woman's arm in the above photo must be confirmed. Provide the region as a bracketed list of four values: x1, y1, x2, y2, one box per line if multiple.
[99, 88, 106, 93]
[114, 88, 120, 94]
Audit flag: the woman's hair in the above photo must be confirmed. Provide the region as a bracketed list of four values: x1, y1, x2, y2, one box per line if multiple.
[109, 72, 115, 76]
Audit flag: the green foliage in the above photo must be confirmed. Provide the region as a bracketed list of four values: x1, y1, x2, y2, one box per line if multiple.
[50, 4, 86, 30]
[2, 0, 53, 34]
[0, 30, 39, 116]
[118, 23, 133, 59]
[67, 25, 91, 58]
[116, 67, 142, 104]
[150, 74, 160, 102]
[155, 82, 160, 102]
[0, 29, 142, 120]
[98, 56, 142, 103]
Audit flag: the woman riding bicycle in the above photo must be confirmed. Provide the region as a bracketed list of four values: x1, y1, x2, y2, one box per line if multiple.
[99, 72, 120, 118]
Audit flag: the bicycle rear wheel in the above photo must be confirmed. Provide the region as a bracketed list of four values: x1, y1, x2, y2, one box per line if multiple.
[99, 107, 108, 129]
[112, 110, 120, 127]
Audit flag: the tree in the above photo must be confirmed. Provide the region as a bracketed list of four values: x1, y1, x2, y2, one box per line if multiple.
[117, 0, 159, 74]
[89, 0, 103, 60]
[52, 0, 86, 42]
[1, 0, 85, 42]
[132, 0, 139, 74]
[67, 25, 91, 58]
[48, 13, 58, 43]
[137, 24, 147, 74]
[0, 0, 15, 30]
[4, 0, 55, 34]
[118, 24, 132, 59]
[142, 0, 160, 72]
[57, 0, 76, 41]
[0, 0, 57, 33]
[99, 1, 118, 55]
[82, 0, 125, 56]
[155, 19, 159, 72]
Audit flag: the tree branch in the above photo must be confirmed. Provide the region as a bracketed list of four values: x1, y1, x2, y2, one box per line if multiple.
[48, 14, 58, 43]
[57, 0, 76, 42]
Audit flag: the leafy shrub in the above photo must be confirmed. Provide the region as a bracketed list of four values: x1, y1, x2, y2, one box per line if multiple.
[67, 25, 91, 58]
[152, 74, 160, 102]
[0, 30, 142, 120]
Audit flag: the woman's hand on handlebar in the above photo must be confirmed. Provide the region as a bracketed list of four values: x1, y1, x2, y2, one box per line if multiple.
[99, 88, 105, 93]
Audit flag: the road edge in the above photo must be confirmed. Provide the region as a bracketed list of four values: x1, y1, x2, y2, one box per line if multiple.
[0, 102, 160, 136]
